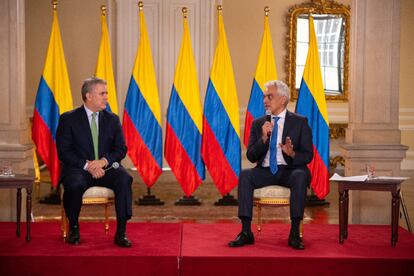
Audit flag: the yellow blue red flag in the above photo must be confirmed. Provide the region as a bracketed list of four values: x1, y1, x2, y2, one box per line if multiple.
[122, 2, 162, 187]
[202, 6, 241, 196]
[295, 16, 330, 198]
[165, 8, 205, 196]
[95, 5, 118, 115]
[244, 8, 277, 147]
[32, 4, 73, 187]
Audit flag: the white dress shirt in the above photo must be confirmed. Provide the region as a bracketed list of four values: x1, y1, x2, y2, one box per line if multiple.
[84, 105, 99, 131]
[262, 108, 287, 167]
[83, 105, 100, 170]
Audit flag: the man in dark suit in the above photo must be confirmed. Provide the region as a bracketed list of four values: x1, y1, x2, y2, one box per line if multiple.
[56, 77, 133, 247]
[228, 80, 313, 249]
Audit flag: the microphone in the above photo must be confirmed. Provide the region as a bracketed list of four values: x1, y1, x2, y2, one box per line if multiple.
[265, 110, 272, 138]
[105, 162, 119, 171]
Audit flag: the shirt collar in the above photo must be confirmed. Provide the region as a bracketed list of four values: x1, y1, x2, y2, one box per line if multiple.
[83, 105, 98, 118]
[272, 108, 287, 119]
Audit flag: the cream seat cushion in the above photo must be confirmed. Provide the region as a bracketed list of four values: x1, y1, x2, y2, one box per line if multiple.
[83, 186, 115, 199]
[254, 185, 291, 198]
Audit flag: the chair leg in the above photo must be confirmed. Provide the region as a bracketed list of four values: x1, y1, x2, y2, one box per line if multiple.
[60, 198, 67, 240]
[104, 204, 109, 234]
[35, 181, 40, 200]
[299, 220, 303, 239]
[257, 204, 262, 233]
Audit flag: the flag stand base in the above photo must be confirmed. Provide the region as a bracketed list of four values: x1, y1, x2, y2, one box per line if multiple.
[39, 187, 61, 205]
[135, 188, 164, 205]
[306, 195, 330, 206]
[175, 195, 201, 206]
[214, 193, 238, 206]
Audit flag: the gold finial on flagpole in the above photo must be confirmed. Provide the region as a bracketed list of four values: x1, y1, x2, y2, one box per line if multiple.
[138, 1, 143, 11]
[217, 5, 223, 13]
[264, 6, 270, 17]
[52, 0, 58, 10]
[182, 7, 188, 19]
[101, 5, 107, 16]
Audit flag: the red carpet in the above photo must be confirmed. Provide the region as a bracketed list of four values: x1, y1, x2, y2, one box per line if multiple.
[181, 223, 414, 275]
[1, 222, 414, 275]
[0, 222, 181, 276]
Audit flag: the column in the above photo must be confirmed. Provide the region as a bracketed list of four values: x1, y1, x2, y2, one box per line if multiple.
[0, 0, 32, 221]
[341, 0, 408, 224]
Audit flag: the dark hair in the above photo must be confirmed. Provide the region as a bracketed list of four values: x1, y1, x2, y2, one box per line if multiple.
[81, 77, 107, 101]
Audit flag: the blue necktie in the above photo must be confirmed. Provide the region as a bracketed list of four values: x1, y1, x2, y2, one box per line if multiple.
[269, 117, 279, 174]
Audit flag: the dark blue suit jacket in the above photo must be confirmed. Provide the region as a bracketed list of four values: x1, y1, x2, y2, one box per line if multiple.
[246, 110, 313, 168]
[56, 106, 127, 180]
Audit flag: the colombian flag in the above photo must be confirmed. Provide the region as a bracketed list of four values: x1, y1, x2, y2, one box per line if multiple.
[296, 16, 330, 199]
[95, 5, 118, 115]
[32, 6, 73, 187]
[122, 3, 162, 188]
[244, 10, 277, 147]
[165, 10, 205, 196]
[202, 6, 241, 196]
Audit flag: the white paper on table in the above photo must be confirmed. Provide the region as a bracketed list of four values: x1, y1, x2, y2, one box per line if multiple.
[329, 173, 368, 182]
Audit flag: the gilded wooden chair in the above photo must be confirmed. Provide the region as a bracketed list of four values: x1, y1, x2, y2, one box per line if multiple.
[61, 186, 115, 239]
[253, 185, 303, 238]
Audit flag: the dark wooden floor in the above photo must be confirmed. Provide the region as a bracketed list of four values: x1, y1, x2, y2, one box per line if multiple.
[32, 170, 414, 231]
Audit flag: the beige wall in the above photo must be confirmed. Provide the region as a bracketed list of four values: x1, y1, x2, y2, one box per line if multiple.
[25, 0, 413, 168]
[26, 0, 102, 110]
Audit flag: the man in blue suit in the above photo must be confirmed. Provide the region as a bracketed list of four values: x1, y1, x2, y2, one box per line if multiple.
[56, 77, 133, 247]
[228, 80, 313, 250]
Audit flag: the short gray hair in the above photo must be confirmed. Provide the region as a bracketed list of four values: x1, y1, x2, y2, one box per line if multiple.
[264, 80, 290, 105]
[81, 77, 107, 101]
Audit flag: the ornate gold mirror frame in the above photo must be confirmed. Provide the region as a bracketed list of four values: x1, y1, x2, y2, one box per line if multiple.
[285, 0, 350, 102]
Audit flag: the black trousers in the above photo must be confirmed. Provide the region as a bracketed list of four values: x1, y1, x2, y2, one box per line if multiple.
[62, 166, 133, 225]
[238, 166, 310, 220]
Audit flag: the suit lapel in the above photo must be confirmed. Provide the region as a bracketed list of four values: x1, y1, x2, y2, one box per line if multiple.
[282, 110, 293, 143]
[98, 111, 106, 158]
[79, 107, 95, 159]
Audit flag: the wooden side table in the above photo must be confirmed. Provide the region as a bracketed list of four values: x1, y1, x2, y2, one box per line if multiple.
[335, 178, 406, 246]
[0, 175, 34, 241]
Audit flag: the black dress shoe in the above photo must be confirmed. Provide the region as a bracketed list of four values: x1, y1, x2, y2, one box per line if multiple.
[67, 225, 80, 245]
[114, 232, 132, 248]
[288, 235, 305, 250]
[228, 232, 255, 247]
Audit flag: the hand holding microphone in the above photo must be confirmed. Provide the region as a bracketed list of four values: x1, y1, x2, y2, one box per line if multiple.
[262, 111, 273, 142]
[266, 112, 272, 138]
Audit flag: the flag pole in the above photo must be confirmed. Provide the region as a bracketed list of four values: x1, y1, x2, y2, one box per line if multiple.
[101, 4, 106, 15]
[38, 0, 62, 205]
[213, 5, 239, 207]
[172, 7, 202, 206]
[296, 13, 330, 206]
[136, 187, 165, 206]
[214, 193, 238, 206]
[128, 1, 164, 206]
[215, 4, 263, 207]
